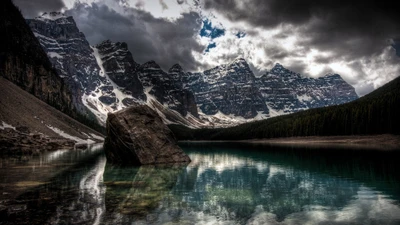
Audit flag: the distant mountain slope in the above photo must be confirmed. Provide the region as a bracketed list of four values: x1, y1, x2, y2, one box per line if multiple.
[0, 77, 103, 143]
[176, 59, 358, 120]
[170, 75, 400, 140]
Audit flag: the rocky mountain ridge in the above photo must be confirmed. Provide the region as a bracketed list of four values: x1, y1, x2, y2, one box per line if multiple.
[27, 12, 359, 128]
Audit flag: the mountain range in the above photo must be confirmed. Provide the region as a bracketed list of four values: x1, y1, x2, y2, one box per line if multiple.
[26, 12, 358, 128]
[170, 74, 400, 140]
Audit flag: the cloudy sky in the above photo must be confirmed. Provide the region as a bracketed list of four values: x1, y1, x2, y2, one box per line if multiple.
[14, 0, 400, 96]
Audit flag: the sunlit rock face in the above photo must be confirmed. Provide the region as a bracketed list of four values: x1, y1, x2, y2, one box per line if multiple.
[104, 105, 191, 165]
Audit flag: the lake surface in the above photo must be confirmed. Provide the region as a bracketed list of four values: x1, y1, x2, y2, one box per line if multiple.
[1, 142, 400, 224]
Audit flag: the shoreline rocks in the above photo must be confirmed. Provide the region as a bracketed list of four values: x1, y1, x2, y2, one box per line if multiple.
[0, 128, 75, 155]
[104, 105, 191, 165]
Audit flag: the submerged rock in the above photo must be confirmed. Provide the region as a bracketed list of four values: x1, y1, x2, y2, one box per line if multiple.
[104, 105, 191, 165]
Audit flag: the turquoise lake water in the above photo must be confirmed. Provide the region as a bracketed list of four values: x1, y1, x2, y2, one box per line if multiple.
[1, 142, 399, 224]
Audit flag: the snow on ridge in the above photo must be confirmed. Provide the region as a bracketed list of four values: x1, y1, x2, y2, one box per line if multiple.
[92, 47, 106, 77]
[0, 121, 16, 130]
[46, 124, 95, 145]
[38, 12, 68, 21]
[90, 133, 104, 141]
[266, 104, 285, 118]
[48, 52, 63, 59]
[33, 32, 57, 43]
[81, 46, 143, 125]
[297, 94, 313, 102]
[91, 46, 139, 110]
[194, 109, 271, 128]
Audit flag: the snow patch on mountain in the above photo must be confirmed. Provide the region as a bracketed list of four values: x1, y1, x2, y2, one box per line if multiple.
[90, 133, 104, 141]
[92, 48, 106, 77]
[297, 94, 313, 102]
[48, 52, 63, 59]
[39, 12, 67, 20]
[46, 124, 95, 144]
[0, 121, 16, 130]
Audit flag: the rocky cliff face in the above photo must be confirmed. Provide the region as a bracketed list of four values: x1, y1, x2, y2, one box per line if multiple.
[25, 13, 202, 126]
[104, 105, 191, 165]
[95, 40, 145, 101]
[136, 61, 199, 117]
[89, 41, 200, 126]
[183, 58, 268, 118]
[258, 63, 358, 114]
[26, 12, 104, 114]
[0, 1, 75, 117]
[172, 58, 357, 120]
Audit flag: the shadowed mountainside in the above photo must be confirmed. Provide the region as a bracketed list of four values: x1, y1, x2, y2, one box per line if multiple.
[0, 0, 104, 133]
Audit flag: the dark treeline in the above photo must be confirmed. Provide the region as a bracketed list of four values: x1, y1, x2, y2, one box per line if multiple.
[169, 75, 400, 140]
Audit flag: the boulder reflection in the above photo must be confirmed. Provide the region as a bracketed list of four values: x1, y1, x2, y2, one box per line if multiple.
[102, 163, 188, 223]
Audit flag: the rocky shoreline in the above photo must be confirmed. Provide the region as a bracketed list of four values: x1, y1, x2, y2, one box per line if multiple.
[0, 127, 76, 155]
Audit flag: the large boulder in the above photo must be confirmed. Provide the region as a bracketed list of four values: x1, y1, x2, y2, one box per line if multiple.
[104, 105, 191, 165]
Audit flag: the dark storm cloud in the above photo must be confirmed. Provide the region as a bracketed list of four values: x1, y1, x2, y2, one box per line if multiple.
[12, 0, 65, 18]
[262, 45, 289, 60]
[66, 2, 206, 71]
[203, 0, 400, 60]
[285, 61, 310, 76]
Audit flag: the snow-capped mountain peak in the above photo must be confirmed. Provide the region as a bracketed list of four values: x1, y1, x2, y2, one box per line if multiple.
[230, 57, 248, 67]
[141, 60, 162, 69]
[169, 63, 184, 73]
[27, 13, 359, 128]
[40, 12, 66, 20]
[35, 12, 73, 24]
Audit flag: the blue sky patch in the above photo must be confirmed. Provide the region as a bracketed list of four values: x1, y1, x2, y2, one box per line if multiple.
[200, 19, 225, 39]
[236, 31, 246, 38]
[205, 42, 216, 52]
[392, 39, 400, 57]
[200, 19, 225, 53]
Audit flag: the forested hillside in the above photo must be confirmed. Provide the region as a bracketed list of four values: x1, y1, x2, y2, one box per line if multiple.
[170, 76, 400, 140]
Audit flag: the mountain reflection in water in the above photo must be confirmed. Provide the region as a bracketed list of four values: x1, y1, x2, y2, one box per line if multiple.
[0, 142, 399, 224]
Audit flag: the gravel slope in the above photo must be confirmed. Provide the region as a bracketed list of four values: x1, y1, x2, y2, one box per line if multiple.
[0, 77, 104, 145]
